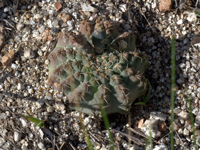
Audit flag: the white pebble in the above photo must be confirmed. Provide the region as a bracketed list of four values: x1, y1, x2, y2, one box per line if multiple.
[47, 19, 53, 28]
[0, 84, 3, 90]
[47, 106, 54, 113]
[187, 12, 197, 22]
[44, 59, 49, 65]
[178, 110, 189, 119]
[17, 83, 24, 90]
[183, 128, 189, 136]
[20, 118, 28, 127]
[0, 137, 5, 146]
[119, 4, 127, 12]
[38, 50, 43, 56]
[21, 142, 28, 150]
[38, 142, 44, 149]
[16, 23, 24, 31]
[152, 1, 156, 9]
[38, 26, 45, 34]
[14, 132, 21, 142]
[11, 63, 18, 69]
[177, 19, 183, 25]
[28, 88, 34, 94]
[174, 108, 181, 114]
[150, 112, 166, 121]
[32, 30, 39, 38]
[4, 7, 10, 13]
[36, 101, 42, 108]
[29, 133, 34, 139]
[56, 93, 63, 98]
[46, 92, 52, 100]
[83, 117, 90, 126]
[182, 30, 187, 35]
[49, 10, 55, 16]
[67, 20, 74, 27]
[153, 144, 168, 150]
[52, 20, 59, 27]
[81, 3, 98, 13]
[34, 14, 43, 20]
[179, 63, 185, 69]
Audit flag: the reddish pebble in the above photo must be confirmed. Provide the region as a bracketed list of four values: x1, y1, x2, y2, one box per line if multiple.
[54, 2, 62, 11]
[159, 0, 172, 13]
[1, 50, 15, 66]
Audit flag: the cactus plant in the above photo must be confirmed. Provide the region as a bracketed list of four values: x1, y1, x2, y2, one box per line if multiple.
[47, 18, 148, 115]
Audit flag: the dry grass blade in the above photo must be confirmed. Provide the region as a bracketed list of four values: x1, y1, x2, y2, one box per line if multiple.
[69, 142, 76, 150]
[89, 131, 101, 142]
[43, 127, 55, 149]
[112, 129, 145, 146]
[59, 142, 65, 149]
[127, 127, 148, 138]
[3, 19, 16, 29]
[56, 143, 61, 150]
[127, 127, 161, 145]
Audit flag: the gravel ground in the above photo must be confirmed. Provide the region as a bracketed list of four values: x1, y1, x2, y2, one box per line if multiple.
[1, 0, 200, 150]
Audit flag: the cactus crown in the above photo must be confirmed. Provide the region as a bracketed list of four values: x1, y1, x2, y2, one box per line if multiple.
[47, 18, 148, 115]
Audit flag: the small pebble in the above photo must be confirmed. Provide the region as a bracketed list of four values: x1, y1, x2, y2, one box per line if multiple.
[187, 12, 197, 22]
[4, 6, 10, 13]
[0, 137, 5, 146]
[52, 20, 59, 27]
[28, 88, 34, 94]
[54, 2, 62, 11]
[1, 50, 15, 66]
[46, 92, 52, 100]
[38, 26, 45, 34]
[150, 112, 166, 121]
[51, 28, 58, 35]
[55, 102, 65, 111]
[47, 106, 54, 113]
[153, 144, 168, 150]
[196, 136, 200, 146]
[20, 118, 28, 127]
[58, 13, 72, 22]
[11, 63, 18, 69]
[178, 110, 189, 119]
[16, 23, 24, 31]
[177, 19, 183, 25]
[14, 132, 21, 142]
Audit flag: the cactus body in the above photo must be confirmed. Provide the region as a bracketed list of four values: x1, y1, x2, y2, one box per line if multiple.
[47, 19, 148, 115]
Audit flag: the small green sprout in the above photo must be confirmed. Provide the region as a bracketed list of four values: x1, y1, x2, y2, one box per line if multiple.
[20, 114, 45, 128]
[195, 11, 200, 17]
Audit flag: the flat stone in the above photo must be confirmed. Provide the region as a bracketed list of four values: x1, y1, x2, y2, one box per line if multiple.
[137, 118, 144, 129]
[159, 0, 172, 13]
[150, 112, 166, 121]
[178, 110, 189, 119]
[1, 50, 15, 66]
[54, 2, 62, 11]
[58, 13, 72, 22]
